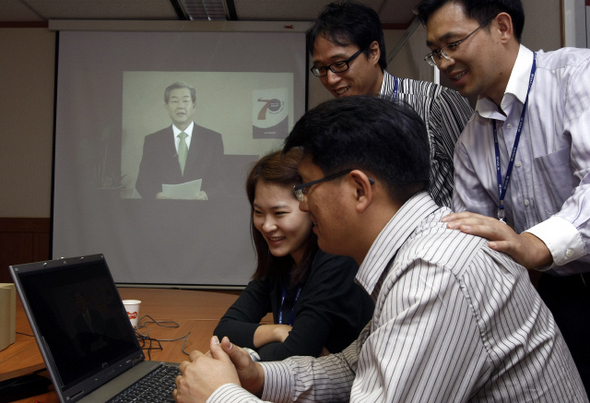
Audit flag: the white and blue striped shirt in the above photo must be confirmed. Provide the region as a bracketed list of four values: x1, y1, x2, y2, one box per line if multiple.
[209, 192, 587, 402]
[381, 71, 473, 209]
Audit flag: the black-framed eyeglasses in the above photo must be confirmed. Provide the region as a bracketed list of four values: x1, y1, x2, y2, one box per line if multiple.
[424, 16, 494, 67]
[293, 169, 375, 202]
[310, 48, 365, 78]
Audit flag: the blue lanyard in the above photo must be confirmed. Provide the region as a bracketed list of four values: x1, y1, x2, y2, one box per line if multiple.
[492, 52, 536, 223]
[278, 285, 302, 326]
[392, 76, 399, 100]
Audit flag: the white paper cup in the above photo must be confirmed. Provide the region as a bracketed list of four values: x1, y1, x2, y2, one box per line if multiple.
[122, 299, 141, 328]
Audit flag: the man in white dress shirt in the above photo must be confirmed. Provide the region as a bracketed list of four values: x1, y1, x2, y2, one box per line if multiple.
[415, 0, 590, 391]
[173, 96, 586, 403]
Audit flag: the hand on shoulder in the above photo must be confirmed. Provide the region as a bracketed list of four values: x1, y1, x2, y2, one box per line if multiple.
[442, 212, 552, 269]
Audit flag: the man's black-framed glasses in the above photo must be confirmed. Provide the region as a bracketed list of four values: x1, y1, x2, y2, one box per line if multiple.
[293, 169, 375, 202]
[310, 48, 365, 77]
[424, 16, 494, 67]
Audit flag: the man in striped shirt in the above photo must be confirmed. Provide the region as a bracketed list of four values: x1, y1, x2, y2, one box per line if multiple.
[173, 96, 587, 402]
[306, 0, 473, 208]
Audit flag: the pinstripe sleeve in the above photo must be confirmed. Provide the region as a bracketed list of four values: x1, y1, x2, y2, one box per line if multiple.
[261, 337, 360, 402]
[426, 84, 473, 208]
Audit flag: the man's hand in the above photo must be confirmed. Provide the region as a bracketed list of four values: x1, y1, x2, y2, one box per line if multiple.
[174, 336, 240, 403]
[174, 336, 265, 403]
[219, 337, 265, 395]
[442, 212, 553, 269]
[194, 190, 208, 200]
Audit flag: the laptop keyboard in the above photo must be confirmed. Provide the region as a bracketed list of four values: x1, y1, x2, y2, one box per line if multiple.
[108, 365, 180, 403]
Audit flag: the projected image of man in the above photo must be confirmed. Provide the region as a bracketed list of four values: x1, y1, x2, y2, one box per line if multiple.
[135, 82, 224, 200]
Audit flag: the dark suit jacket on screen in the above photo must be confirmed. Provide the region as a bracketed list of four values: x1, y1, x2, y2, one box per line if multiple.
[135, 124, 224, 199]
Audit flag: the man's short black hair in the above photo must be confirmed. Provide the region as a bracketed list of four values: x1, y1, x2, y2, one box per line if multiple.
[284, 96, 430, 205]
[415, 0, 525, 42]
[306, 0, 387, 71]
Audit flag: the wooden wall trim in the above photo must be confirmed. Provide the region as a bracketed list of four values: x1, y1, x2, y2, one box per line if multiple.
[0, 217, 50, 233]
[0, 21, 49, 28]
[0, 217, 51, 283]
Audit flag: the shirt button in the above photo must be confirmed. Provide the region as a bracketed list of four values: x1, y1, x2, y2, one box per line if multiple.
[566, 249, 574, 257]
[506, 123, 513, 129]
[515, 161, 522, 168]
[524, 200, 530, 206]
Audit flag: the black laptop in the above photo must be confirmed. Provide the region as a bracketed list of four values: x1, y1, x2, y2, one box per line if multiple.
[10, 254, 178, 402]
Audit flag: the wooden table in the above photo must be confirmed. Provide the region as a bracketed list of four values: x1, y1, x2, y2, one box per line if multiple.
[1, 287, 243, 403]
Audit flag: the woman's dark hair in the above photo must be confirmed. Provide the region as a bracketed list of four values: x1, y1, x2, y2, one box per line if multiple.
[246, 149, 318, 286]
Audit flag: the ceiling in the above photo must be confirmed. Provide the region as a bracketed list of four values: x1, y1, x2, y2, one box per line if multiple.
[0, 0, 421, 28]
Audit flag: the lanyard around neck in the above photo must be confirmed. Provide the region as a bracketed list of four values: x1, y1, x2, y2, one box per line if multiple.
[391, 76, 399, 100]
[492, 52, 537, 223]
[278, 285, 302, 326]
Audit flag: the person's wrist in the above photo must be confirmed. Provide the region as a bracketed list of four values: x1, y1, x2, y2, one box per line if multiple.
[254, 363, 265, 397]
[243, 347, 261, 362]
[521, 232, 552, 269]
[273, 325, 283, 342]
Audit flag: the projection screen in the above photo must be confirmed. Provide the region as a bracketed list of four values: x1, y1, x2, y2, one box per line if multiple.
[52, 26, 307, 287]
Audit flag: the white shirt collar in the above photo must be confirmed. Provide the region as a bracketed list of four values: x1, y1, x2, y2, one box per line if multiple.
[172, 121, 194, 138]
[476, 44, 534, 119]
[379, 70, 394, 95]
[355, 192, 439, 297]
[504, 44, 535, 105]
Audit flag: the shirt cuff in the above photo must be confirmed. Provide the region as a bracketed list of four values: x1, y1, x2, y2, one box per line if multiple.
[208, 383, 260, 403]
[260, 361, 294, 402]
[525, 216, 585, 269]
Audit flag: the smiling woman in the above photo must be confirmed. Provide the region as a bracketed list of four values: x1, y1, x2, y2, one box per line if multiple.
[213, 149, 374, 361]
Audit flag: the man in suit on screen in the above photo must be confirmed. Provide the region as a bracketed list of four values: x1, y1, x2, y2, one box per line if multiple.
[135, 82, 224, 200]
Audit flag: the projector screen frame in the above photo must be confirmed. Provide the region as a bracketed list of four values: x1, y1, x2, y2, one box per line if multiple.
[50, 20, 310, 289]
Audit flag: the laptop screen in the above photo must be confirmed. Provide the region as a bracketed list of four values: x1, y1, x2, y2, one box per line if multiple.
[13, 255, 141, 391]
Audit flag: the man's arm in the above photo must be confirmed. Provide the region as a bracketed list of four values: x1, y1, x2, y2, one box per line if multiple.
[135, 129, 179, 199]
[537, 58, 590, 270]
[135, 135, 160, 199]
[175, 335, 356, 403]
[431, 86, 474, 160]
[426, 85, 474, 207]
[442, 211, 553, 269]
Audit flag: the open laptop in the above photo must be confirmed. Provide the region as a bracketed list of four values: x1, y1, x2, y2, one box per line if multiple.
[10, 254, 178, 402]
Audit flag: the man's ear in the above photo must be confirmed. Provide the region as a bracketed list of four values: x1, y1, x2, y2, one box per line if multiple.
[349, 170, 373, 213]
[368, 40, 381, 65]
[494, 12, 514, 44]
